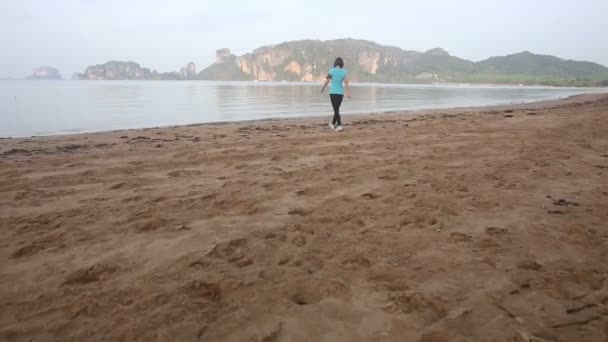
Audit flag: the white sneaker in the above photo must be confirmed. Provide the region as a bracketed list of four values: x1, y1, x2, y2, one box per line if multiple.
[335, 125, 344, 132]
[329, 123, 335, 130]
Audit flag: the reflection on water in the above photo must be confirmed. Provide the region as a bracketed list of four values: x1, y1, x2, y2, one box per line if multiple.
[0, 80, 603, 137]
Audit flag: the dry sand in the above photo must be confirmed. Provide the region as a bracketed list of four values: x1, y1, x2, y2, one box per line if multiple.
[1, 94, 608, 342]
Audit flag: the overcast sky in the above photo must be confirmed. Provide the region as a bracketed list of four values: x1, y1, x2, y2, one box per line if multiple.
[1, 0, 607, 78]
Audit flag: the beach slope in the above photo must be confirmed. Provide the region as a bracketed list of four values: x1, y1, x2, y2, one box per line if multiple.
[1, 94, 607, 341]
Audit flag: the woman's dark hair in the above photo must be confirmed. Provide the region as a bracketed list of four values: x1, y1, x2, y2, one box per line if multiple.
[334, 57, 344, 68]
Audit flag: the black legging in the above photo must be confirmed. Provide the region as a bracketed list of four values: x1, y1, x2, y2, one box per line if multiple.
[330, 94, 344, 125]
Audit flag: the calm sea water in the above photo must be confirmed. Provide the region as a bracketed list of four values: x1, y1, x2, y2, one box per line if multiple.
[0, 80, 604, 137]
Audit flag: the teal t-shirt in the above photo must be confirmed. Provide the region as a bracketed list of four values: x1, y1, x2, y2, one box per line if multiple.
[328, 67, 347, 95]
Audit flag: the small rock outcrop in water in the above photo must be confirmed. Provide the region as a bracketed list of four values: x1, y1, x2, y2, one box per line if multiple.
[26, 67, 62, 80]
[179, 62, 196, 80]
[77, 61, 194, 80]
[77, 61, 152, 80]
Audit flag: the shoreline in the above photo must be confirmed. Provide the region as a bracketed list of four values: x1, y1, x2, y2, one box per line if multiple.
[2, 91, 606, 141]
[1, 93, 607, 341]
[5, 78, 608, 88]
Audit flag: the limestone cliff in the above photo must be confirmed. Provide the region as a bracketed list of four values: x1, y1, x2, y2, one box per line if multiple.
[197, 39, 608, 85]
[198, 39, 475, 82]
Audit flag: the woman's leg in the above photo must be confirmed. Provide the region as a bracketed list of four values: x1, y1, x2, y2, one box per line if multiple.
[330, 94, 344, 125]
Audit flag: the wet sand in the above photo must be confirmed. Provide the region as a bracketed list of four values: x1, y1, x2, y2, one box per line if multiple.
[1, 94, 608, 341]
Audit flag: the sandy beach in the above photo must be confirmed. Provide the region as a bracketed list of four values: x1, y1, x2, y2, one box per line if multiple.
[1, 93, 608, 341]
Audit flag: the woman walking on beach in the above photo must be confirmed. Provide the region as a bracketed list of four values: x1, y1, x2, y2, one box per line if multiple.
[321, 57, 351, 132]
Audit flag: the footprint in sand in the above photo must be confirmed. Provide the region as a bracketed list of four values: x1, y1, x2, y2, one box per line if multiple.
[516, 259, 542, 271]
[342, 255, 372, 269]
[121, 195, 143, 203]
[277, 255, 293, 265]
[63, 263, 118, 285]
[385, 290, 447, 324]
[291, 234, 307, 247]
[287, 208, 311, 216]
[485, 227, 509, 236]
[133, 218, 170, 233]
[475, 238, 501, 248]
[183, 280, 222, 302]
[361, 192, 381, 199]
[167, 169, 202, 178]
[448, 232, 473, 243]
[109, 182, 127, 190]
[11, 243, 45, 258]
[419, 331, 454, 342]
[295, 188, 314, 196]
[378, 173, 399, 181]
[188, 259, 210, 268]
[207, 238, 253, 267]
[286, 278, 349, 306]
[79, 170, 96, 177]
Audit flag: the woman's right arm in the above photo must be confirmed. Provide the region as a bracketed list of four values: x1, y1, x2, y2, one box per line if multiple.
[344, 76, 351, 99]
[321, 73, 331, 93]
